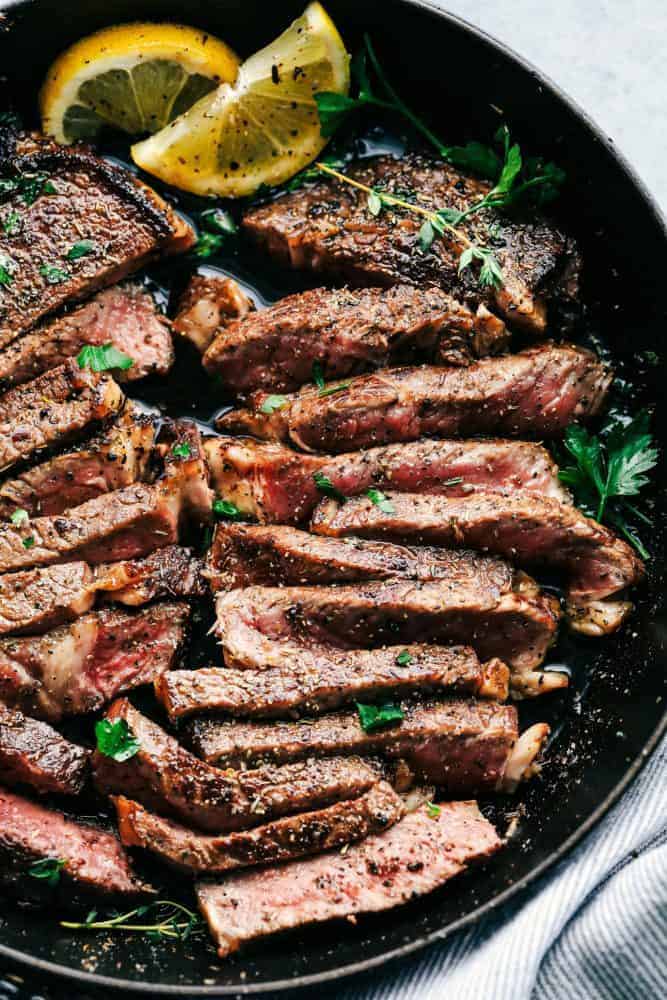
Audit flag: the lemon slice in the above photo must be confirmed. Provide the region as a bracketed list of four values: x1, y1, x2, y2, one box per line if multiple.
[131, 2, 350, 198]
[40, 22, 240, 143]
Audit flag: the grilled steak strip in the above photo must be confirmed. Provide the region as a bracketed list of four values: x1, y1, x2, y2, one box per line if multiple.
[173, 274, 255, 353]
[0, 562, 95, 636]
[215, 577, 560, 676]
[0, 407, 155, 519]
[158, 419, 214, 521]
[312, 491, 644, 638]
[0, 786, 151, 900]
[197, 800, 501, 956]
[203, 284, 509, 394]
[114, 781, 404, 874]
[204, 435, 568, 526]
[0, 481, 181, 574]
[94, 545, 207, 606]
[0, 361, 124, 475]
[156, 646, 508, 721]
[0, 602, 189, 722]
[217, 344, 611, 453]
[0, 130, 194, 348]
[0, 283, 173, 389]
[0, 702, 89, 796]
[94, 699, 380, 833]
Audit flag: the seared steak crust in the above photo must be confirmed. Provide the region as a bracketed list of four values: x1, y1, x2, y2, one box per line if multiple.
[156, 646, 508, 721]
[174, 274, 255, 353]
[0, 361, 124, 475]
[197, 800, 501, 956]
[0, 602, 189, 722]
[0, 131, 194, 347]
[95, 545, 207, 606]
[217, 344, 611, 452]
[0, 561, 95, 636]
[203, 284, 509, 394]
[114, 781, 404, 873]
[242, 153, 580, 335]
[0, 702, 89, 796]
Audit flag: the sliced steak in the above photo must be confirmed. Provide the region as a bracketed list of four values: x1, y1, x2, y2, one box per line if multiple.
[217, 344, 611, 452]
[198, 799, 501, 956]
[312, 491, 644, 639]
[114, 781, 404, 874]
[94, 699, 379, 833]
[0, 481, 181, 574]
[243, 152, 581, 335]
[0, 562, 95, 636]
[0, 786, 151, 901]
[203, 284, 509, 394]
[156, 646, 508, 721]
[0, 283, 173, 389]
[0, 130, 194, 348]
[0, 407, 155, 519]
[0, 360, 124, 475]
[157, 419, 214, 521]
[95, 546, 207, 606]
[187, 699, 536, 796]
[215, 578, 560, 679]
[205, 434, 567, 525]
[0, 702, 89, 796]
[173, 274, 255, 353]
[0, 602, 189, 722]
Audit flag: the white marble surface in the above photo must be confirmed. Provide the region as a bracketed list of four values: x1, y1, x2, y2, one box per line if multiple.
[435, 0, 667, 210]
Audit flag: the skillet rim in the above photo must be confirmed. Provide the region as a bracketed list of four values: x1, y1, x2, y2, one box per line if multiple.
[0, 0, 665, 992]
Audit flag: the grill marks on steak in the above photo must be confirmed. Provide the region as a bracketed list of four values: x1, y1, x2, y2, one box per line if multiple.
[205, 433, 567, 526]
[114, 781, 404, 874]
[217, 344, 611, 453]
[197, 799, 501, 956]
[0, 407, 155, 519]
[0, 786, 152, 900]
[0, 283, 173, 389]
[0, 361, 124, 475]
[0, 131, 194, 348]
[94, 699, 380, 833]
[173, 274, 256, 353]
[312, 491, 644, 637]
[0, 602, 189, 722]
[156, 645, 507, 722]
[0, 561, 95, 636]
[0, 702, 89, 796]
[242, 153, 581, 335]
[202, 284, 509, 394]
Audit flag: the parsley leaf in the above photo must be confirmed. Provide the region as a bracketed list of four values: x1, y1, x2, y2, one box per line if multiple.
[200, 207, 238, 237]
[260, 394, 288, 414]
[312, 361, 325, 390]
[67, 240, 96, 260]
[212, 498, 243, 520]
[95, 718, 140, 762]
[28, 857, 66, 886]
[76, 343, 134, 372]
[367, 190, 383, 216]
[171, 442, 192, 459]
[10, 508, 28, 526]
[356, 702, 404, 732]
[395, 650, 413, 666]
[367, 488, 395, 513]
[40, 264, 68, 284]
[0, 252, 16, 287]
[2, 210, 20, 235]
[193, 232, 223, 258]
[426, 802, 441, 819]
[313, 471, 346, 502]
[22, 536, 34, 549]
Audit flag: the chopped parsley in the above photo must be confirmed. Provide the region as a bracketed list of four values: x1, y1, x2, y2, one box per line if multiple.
[367, 488, 395, 513]
[28, 857, 66, 886]
[395, 650, 413, 667]
[193, 232, 223, 258]
[356, 702, 404, 733]
[426, 802, 441, 819]
[200, 207, 238, 237]
[171, 442, 192, 459]
[313, 471, 346, 503]
[95, 718, 140, 762]
[312, 360, 325, 390]
[40, 264, 68, 284]
[260, 394, 288, 414]
[76, 343, 134, 372]
[10, 508, 28, 526]
[0, 252, 16, 287]
[213, 497, 243, 520]
[67, 240, 96, 260]
[22, 536, 34, 549]
[0, 172, 57, 206]
[2, 210, 20, 235]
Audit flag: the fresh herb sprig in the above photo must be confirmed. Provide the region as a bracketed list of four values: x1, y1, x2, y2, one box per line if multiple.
[61, 900, 204, 942]
[28, 857, 66, 886]
[213, 497, 243, 520]
[559, 411, 657, 558]
[95, 718, 140, 762]
[313, 470, 346, 503]
[76, 343, 134, 372]
[356, 701, 404, 733]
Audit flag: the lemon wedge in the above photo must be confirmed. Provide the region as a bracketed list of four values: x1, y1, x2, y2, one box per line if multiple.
[40, 22, 240, 143]
[131, 2, 350, 198]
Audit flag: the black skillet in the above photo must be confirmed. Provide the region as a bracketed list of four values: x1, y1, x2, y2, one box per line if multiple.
[0, 0, 665, 994]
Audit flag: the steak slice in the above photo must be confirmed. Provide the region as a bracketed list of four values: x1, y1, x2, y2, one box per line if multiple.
[94, 699, 379, 833]
[197, 800, 501, 956]
[242, 152, 580, 335]
[94, 545, 207, 606]
[0, 406, 155, 519]
[158, 419, 214, 520]
[202, 284, 509, 394]
[0, 481, 181, 574]
[215, 578, 560, 678]
[205, 434, 567, 525]
[155, 646, 508, 721]
[0, 360, 124, 475]
[173, 274, 255, 353]
[0, 130, 194, 348]
[312, 491, 644, 639]
[0, 786, 152, 901]
[0, 702, 89, 796]
[113, 781, 404, 874]
[0, 283, 173, 389]
[0, 561, 95, 636]
[0, 602, 189, 722]
[217, 344, 611, 452]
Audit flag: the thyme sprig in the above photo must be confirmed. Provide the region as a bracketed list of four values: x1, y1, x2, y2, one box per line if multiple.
[61, 900, 204, 942]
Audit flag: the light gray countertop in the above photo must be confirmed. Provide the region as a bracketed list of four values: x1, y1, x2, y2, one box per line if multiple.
[436, 0, 667, 210]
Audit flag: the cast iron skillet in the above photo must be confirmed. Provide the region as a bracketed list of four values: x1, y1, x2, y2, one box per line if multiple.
[0, 0, 665, 994]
